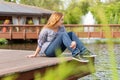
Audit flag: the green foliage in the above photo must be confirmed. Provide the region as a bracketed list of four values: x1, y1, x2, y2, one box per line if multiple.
[0, 20, 3, 24]
[43, 62, 74, 80]
[90, 1, 120, 24]
[79, 0, 90, 15]
[0, 38, 8, 45]
[20, 0, 91, 24]
[64, 7, 82, 24]
[4, 0, 120, 24]
[93, 4, 119, 80]
[1, 74, 18, 80]
[33, 59, 94, 80]
[34, 72, 42, 80]
[64, 0, 90, 24]
[40, 18, 46, 24]
[105, 2, 120, 24]
[20, 0, 63, 11]
[28, 19, 33, 25]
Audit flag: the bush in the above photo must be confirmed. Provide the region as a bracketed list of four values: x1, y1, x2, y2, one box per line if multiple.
[0, 38, 8, 45]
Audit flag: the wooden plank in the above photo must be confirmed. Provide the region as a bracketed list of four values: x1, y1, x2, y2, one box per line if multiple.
[77, 32, 88, 38]
[90, 32, 101, 38]
[26, 32, 38, 39]
[0, 33, 10, 39]
[0, 49, 70, 76]
[113, 32, 120, 38]
[1, 31, 120, 39]
[0, 49, 95, 80]
[12, 32, 24, 39]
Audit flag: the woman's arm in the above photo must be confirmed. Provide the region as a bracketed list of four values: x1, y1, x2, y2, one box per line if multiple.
[27, 46, 41, 58]
[27, 28, 47, 58]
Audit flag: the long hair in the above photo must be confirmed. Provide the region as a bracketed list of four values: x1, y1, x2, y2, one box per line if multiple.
[45, 12, 63, 29]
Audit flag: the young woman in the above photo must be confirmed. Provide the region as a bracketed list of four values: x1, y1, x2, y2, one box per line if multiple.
[27, 12, 96, 62]
[2, 19, 10, 32]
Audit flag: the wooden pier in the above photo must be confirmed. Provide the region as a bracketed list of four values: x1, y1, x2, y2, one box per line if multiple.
[0, 24, 120, 40]
[0, 49, 95, 80]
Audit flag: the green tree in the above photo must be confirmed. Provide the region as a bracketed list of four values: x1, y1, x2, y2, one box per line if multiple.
[20, 0, 63, 11]
[64, 0, 90, 24]
[90, 1, 120, 24]
[105, 2, 120, 24]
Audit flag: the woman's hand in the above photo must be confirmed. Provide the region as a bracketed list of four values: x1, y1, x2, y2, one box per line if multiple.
[27, 54, 37, 58]
[27, 46, 41, 58]
[70, 41, 76, 49]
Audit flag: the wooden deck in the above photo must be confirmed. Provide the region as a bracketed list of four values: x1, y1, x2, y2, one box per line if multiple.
[0, 49, 95, 80]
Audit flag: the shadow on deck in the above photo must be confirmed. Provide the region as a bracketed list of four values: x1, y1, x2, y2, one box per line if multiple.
[0, 49, 95, 80]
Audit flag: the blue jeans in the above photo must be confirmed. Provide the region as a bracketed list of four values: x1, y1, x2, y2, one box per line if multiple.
[45, 32, 87, 57]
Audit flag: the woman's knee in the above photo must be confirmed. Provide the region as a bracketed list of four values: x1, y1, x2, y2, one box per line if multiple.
[68, 32, 76, 37]
[68, 32, 73, 34]
[58, 32, 68, 39]
[59, 32, 67, 35]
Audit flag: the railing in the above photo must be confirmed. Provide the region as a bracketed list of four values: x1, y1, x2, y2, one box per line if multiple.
[0, 24, 120, 40]
[66, 24, 120, 38]
[0, 25, 43, 40]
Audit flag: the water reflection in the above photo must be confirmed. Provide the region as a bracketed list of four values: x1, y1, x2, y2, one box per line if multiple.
[0, 43, 100, 51]
[0, 43, 109, 51]
[0, 43, 37, 51]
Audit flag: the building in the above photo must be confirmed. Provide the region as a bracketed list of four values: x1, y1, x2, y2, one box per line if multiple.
[0, 1, 53, 25]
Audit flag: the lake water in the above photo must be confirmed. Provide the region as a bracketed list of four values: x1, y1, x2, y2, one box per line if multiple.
[79, 44, 120, 80]
[0, 43, 37, 51]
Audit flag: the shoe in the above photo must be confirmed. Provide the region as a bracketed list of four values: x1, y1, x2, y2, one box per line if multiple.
[81, 49, 97, 57]
[72, 54, 89, 62]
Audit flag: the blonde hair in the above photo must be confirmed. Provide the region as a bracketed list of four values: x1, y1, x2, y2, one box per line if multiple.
[45, 12, 63, 29]
[4, 20, 10, 24]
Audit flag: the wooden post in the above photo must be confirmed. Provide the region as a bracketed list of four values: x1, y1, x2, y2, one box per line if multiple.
[112, 28, 114, 38]
[23, 26, 26, 40]
[36, 26, 39, 36]
[88, 27, 90, 38]
[100, 29, 103, 38]
[9, 26, 12, 40]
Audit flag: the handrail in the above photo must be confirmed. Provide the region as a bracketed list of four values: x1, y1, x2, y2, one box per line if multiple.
[0, 24, 120, 27]
[65, 24, 120, 27]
